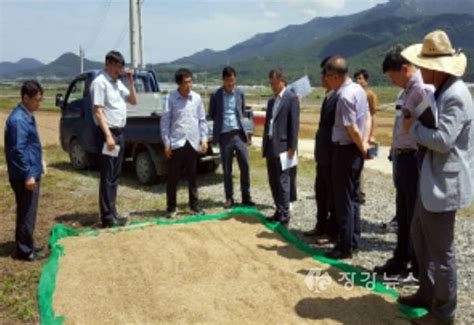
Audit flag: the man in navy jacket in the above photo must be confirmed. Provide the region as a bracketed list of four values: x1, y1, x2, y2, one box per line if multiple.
[263, 68, 300, 226]
[4, 80, 45, 261]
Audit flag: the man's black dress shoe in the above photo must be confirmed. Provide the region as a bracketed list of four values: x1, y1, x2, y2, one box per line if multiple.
[16, 252, 46, 262]
[265, 215, 279, 222]
[303, 227, 325, 237]
[242, 199, 256, 206]
[373, 258, 408, 276]
[224, 198, 234, 209]
[102, 216, 128, 228]
[191, 206, 204, 215]
[325, 249, 353, 259]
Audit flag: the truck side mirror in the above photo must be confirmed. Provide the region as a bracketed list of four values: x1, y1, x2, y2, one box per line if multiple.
[55, 94, 64, 107]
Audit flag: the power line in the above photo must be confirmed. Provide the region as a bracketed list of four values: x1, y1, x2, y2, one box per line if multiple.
[112, 21, 129, 50]
[84, 0, 112, 52]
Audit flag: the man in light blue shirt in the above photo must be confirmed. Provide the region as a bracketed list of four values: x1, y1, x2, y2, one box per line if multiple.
[161, 68, 208, 217]
[324, 56, 370, 260]
[209, 66, 254, 209]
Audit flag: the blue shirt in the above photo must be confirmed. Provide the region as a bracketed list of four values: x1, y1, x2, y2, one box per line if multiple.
[332, 79, 369, 145]
[4, 104, 43, 181]
[160, 90, 208, 152]
[221, 90, 240, 133]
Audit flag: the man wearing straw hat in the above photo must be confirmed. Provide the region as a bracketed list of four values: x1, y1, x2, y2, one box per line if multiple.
[399, 30, 474, 324]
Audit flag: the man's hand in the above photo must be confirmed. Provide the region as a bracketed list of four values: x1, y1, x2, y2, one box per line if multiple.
[164, 146, 172, 159]
[403, 115, 416, 132]
[369, 136, 376, 144]
[25, 177, 36, 191]
[288, 148, 295, 160]
[124, 68, 133, 83]
[246, 134, 252, 146]
[200, 142, 208, 154]
[106, 134, 116, 151]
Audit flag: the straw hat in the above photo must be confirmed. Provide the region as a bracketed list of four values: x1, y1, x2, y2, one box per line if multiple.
[401, 30, 467, 77]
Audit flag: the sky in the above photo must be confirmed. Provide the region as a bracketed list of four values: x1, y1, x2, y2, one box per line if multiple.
[0, 0, 388, 64]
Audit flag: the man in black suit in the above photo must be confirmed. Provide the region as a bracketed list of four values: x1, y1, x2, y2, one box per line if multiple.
[304, 56, 339, 242]
[209, 66, 255, 208]
[263, 68, 300, 227]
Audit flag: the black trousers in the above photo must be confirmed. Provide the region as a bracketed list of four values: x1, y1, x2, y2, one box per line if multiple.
[98, 129, 125, 223]
[166, 141, 199, 210]
[266, 147, 291, 223]
[290, 166, 297, 202]
[394, 151, 419, 270]
[332, 144, 363, 253]
[10, 178, 40, 257]
[315, 163, 338, 237]
[219, 130, 250, 201]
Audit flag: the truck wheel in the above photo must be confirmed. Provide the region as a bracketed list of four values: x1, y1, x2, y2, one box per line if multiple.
[208, 161, 219, 173]
[69, 139, 90, 170]
[135, 151, 157, 185]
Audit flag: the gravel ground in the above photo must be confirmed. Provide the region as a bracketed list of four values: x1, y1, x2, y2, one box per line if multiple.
[190, 166, 474, 324]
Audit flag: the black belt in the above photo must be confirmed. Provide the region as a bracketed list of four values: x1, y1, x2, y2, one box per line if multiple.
[396, 148, 417, 155]
[223, 129, 242, 137]
[333, 142, 356, 147]
[109, 127, 124, 135]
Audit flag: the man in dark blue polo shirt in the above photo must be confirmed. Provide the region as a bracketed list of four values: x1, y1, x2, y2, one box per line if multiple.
[4, 80, 45, 261]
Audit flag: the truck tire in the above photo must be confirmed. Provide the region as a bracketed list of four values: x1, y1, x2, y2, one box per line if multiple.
[69, 139, 91, 170]
[135, 150, 157, 185]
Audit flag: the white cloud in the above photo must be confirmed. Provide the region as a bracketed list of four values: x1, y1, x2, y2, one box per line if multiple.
[302, 8, 318, 17]
[259, 3, 280, 19]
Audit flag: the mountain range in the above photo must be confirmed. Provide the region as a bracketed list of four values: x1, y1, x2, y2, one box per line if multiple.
[1, 0, 473, 84]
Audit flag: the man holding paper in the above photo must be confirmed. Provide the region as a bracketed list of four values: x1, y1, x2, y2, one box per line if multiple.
[262, 68, 300, 227]
[399, 30, 474, 324]
[91, 51, 137, 228]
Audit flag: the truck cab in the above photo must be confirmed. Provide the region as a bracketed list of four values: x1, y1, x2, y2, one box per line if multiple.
[56, 69, 254, 185]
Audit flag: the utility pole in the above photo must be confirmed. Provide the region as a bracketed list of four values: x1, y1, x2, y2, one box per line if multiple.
[137, 0, 145, 68]
[79, 46, 84, 73]
[129, 0, 138, 68]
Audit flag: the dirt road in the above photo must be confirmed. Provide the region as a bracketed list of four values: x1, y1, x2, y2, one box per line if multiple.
[252, 137, 393, 175]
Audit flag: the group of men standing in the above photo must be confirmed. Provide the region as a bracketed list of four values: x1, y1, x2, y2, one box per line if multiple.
[302, 30, 473, 324]
[3, 30, 473, 324]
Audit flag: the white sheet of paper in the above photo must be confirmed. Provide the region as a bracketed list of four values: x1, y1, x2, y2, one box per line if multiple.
[287, 75, 312, 98]
[102, 143, 120, 157]
[280, 151, 298, 171]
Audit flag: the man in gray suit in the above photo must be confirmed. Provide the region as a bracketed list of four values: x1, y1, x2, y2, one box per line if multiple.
[263, 68, 300, 227]
[399, 30, 474, 325]
[209, 66, 255, 209]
